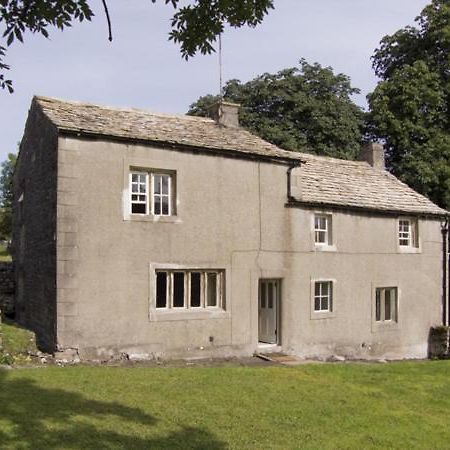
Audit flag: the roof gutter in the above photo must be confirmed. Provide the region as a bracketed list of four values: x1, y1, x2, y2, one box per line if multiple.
[286, 199, 449, 220]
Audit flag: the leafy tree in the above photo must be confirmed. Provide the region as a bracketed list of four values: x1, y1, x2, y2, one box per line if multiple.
[368, 0, 450, 208]
[189, 59, 365, 159]
[0, 0, 273, 92]
[0, 153, 16, 240]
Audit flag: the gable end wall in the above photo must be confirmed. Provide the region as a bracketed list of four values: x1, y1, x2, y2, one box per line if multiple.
[12, 103, 58, 352]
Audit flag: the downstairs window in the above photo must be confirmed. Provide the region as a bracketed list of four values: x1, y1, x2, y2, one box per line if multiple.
[156, 270, 225, 310]
[314, 281, 333, 313]
[375, 287, 398, 323]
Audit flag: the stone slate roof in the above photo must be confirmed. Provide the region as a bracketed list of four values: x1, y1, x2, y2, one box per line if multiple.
[291, 153, 447, 217]
[34, 96, 299, 163]
[34, 96, 447, 217]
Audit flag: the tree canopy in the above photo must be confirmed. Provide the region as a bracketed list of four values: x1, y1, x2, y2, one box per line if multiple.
[368, 0, 450, 209]
[0, 0, 274, 92]
[189, 59, 365, 160]
[0, 153, 16, 240]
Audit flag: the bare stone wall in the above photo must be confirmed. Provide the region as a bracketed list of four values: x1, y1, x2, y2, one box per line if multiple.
[0, 262, 14, 351]
[12, 100, 58, 352]
[0, 262, 15, 317]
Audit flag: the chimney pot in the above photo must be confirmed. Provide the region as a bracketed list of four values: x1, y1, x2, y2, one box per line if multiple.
[359, 142, 385, 170]
[209, 101, 240, 128]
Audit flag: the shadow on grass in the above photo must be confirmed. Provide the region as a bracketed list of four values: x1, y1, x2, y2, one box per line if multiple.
[0, 370, 226, 449]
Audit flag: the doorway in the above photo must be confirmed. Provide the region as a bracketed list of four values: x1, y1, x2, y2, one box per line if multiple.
[258, 279, 280, 344]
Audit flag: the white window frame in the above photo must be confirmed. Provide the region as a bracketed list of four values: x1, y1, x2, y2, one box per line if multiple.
[398, 218, 418, 248]
[155, 270, 224, 311]
[310, 278, 335, 319]
[314, 214, 332, 246]
[375, 287, 398, 323]
[129, 170, 174, 217]
[129, 171, 149, 215]
[151, 173, 172, 217]
[314, 280, 333, 313]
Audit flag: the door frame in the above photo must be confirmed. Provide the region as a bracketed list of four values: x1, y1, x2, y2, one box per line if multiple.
[258, 278, 281, 345]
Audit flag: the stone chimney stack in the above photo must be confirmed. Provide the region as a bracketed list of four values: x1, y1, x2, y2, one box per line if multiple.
[359, 142, 385, 170]
[209, 101, 240, 128]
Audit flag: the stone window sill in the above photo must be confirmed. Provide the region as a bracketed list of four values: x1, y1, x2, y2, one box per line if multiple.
[372, 321, 400, 333]
[314, 244, 337, 252]
[149, 309, 231, 322]
[398, 246, 421, 254]
[125, 214, 181, 224]
[310, 311, 335, 320]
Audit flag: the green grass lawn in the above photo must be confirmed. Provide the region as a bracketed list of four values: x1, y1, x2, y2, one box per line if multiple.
[1, 361, 450, 449]
[0, 319, 37, 364]
[0, 242, 11, 261]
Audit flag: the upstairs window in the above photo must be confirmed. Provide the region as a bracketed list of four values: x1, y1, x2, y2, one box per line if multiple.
[156, 270, 224, 310]
[130, 172, 148, 214]
[398, 218, 418, 247]
[314, 214, 332, 245]
[130, 170, 175, 216]
[375, 287, 398, 322]
[152, 174, 172, 216]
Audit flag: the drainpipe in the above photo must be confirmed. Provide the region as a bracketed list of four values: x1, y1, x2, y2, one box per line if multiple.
[286, 161, 301, 203]
[447, 220, 450, 327]
[442, 219, 449, 325]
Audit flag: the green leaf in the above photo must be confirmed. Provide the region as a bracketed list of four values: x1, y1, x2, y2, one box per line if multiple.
[188, 59, 364, 159]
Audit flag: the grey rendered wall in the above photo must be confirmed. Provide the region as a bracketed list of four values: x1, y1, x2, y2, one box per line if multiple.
[257, 162, 443, 359]
[55, 136, 443, 360]
[13, 103, 58, 351]
[56, 137, 264, 359]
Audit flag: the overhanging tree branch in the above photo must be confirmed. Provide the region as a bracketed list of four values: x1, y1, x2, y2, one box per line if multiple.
[101, 0, 112, 42]
[0, 0, 274, 93]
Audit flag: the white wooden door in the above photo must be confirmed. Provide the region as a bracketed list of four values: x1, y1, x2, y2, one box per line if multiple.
[258, 279, 279, 344]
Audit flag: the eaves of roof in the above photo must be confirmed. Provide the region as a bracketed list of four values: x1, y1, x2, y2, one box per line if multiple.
[286, 199, 449, 219]
[57, 127, 305, 166]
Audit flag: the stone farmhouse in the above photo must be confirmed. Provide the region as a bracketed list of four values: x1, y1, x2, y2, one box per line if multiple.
[13, 96, 449, 361]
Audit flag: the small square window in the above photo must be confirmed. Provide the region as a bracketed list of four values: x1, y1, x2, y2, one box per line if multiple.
[314, 215, 332, 245]
[398, 218, 418, 248]
[314, 281, 333, 313]
[375, 287, 398, 323]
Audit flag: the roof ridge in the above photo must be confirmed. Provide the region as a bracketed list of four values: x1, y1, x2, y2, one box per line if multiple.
[34, 95, 214, 124]
[297, 151, 368, 166]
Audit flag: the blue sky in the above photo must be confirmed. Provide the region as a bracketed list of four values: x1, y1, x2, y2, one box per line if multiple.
[1, 0, 429, 161]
